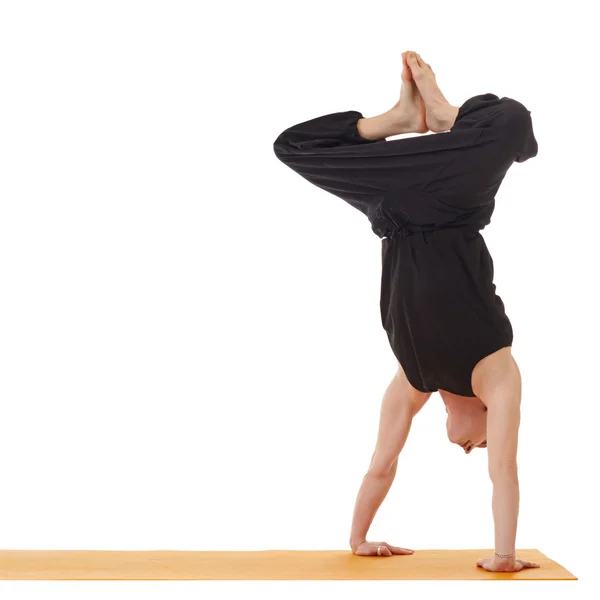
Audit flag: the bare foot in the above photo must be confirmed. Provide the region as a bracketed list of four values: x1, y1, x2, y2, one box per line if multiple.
[389, 51, 428, 134]
[405, 51, 460, 132]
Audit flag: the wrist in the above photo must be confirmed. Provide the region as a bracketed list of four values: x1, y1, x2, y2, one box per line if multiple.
[350, 537, 365, 552]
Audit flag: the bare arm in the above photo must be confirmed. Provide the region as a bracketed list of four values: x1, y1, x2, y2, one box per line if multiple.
[349, 406, 413, 551]
[486, 361, 522, 558]
[349, 372, 427, 552]
[476, 357, 539, 572]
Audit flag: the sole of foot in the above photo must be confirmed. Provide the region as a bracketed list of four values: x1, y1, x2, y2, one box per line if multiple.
[405, 51, 459, 132]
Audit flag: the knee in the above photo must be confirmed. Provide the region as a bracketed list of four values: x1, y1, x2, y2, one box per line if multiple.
[489, 461, 519, 482]
[500, 97, 531, 122]
[506, 99, 537, 161]
[496, 98, 536, 156]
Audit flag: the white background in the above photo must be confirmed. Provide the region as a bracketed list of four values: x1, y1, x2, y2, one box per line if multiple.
[0, 0, 597, 598]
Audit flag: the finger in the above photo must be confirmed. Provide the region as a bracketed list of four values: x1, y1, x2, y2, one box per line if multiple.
[372, 543, 392, 557]
[384, 544, 414, 555]
[415, 53, 424, 67]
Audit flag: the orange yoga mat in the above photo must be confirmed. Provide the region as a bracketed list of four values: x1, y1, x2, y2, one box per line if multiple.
[0, 549, 576, 580]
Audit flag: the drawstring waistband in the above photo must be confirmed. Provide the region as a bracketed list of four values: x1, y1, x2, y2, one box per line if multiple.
[383, 224, 478, 243]
[385, 227, 434, 242]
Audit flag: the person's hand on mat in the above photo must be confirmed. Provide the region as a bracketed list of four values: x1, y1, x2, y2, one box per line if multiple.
[352, 541, 414, 557]
[476, 555, 540, 572]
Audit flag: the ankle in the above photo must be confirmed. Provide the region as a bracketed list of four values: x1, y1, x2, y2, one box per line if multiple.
[427, 103, 460, 132]
[385, 107, 427, 135]
[442, 105, 460, 129]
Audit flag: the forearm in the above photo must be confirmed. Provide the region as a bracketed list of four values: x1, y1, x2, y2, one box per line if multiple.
[349, 467, 397, 551]
[492, 474, 520, 554]
[357, 108, 412, 140]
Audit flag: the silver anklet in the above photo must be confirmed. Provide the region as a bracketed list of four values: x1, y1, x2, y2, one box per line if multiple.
[495, 550, 516, 559]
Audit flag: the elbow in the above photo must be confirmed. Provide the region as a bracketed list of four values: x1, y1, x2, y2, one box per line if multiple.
[489, 460, 519, 483]
[367, 453, 399, 479]
[367, 462, 398, 480]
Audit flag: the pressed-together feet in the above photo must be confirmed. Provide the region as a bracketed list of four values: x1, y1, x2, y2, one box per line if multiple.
[392, 51, 460, 134]
[391, 51, 428, 134]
